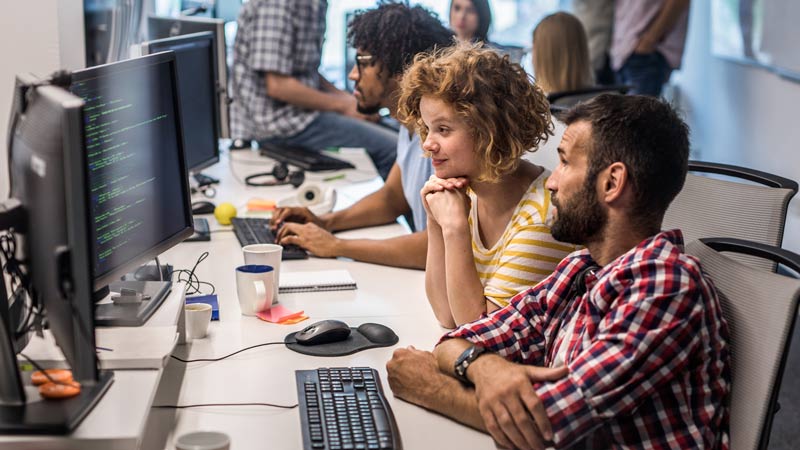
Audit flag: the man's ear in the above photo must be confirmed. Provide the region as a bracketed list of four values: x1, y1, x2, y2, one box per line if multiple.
[600, 162, 628, 204]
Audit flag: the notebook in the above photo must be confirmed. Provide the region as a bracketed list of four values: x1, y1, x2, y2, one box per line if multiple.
[279, 270, 357, 293]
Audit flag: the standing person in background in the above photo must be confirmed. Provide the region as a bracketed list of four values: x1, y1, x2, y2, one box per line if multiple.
[449, 0, 492, 44]
[611, 0, 691, 97]
[572, 0, 615, 85]
[231, 0, 398, 179]
[532, 12, 595, 96]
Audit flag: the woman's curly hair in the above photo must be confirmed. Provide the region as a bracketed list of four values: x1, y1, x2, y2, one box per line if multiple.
[397, 43, 552, 182]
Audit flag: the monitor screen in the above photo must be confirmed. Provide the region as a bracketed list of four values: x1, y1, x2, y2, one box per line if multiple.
[144, 32, 220, 172]
[147, 15, 230, 138]
[70, 52, 193, 289]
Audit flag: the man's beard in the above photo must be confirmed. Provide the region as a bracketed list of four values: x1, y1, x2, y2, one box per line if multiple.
[356, 101, 382, 115]
[550, 181, 607, 245]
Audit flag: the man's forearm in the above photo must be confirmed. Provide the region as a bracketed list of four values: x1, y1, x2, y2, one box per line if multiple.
[643, 0, 690, 45]
[408, 370, 488, 432]
[265, 72, 345, 113]
[323, 164, 408, 232]
[334, 231, 427, 269]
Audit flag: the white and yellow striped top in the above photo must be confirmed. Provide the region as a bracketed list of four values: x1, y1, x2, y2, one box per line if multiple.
[468, 170, 577, 308]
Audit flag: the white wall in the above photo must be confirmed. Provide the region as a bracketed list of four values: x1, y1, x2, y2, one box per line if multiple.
[0, 0, 84, 200]
[676, 0, 800, 254]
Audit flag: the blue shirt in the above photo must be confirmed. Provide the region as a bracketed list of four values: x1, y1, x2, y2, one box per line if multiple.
[397, 130, 431, 232]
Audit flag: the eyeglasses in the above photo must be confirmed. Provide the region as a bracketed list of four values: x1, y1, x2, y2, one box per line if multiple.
[355, 54, 374, 74]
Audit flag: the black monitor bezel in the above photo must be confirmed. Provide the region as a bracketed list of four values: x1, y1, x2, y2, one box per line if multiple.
[142, 31, 221, 172]
[70, 52, 194, 291]
[147, 14, 230, 139]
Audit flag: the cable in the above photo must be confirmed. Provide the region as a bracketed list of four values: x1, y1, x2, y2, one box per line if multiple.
[153, 402, 297, 409]
[170, 252, 215, 296]
[170, 341, 284, 363]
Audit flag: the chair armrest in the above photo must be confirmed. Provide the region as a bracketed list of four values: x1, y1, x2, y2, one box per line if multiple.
[699, 237, 800, 275]
[689, 161, 799, 192]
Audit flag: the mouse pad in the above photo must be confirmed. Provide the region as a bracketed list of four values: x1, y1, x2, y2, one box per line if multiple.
[284, 327, 398, 357]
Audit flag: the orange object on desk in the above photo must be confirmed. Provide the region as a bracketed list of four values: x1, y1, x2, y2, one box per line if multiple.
[247, 198, 276, 212]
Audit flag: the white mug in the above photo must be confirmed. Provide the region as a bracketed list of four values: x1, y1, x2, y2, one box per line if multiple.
[242, 244, 282, 303]
[235, 265, 274, 316]
[184, 303, 212, 341]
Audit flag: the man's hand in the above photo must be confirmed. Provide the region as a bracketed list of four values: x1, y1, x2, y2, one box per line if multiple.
[470, 355, 568, 450]
[276, 222, 341, 257]
[634, 34, 657, 54]
[271, 207, 327, 231]
[386, 346, 445, 408]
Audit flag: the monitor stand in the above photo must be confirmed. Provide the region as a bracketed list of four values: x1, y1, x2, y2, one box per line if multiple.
[94, 280, 172, 327]
[0, 370, 114, 434]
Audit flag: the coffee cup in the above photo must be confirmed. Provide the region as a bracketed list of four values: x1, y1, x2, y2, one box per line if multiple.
[184, 303, 212, 341]
[235, 265, 274, 316]
[242, 244, 282, 303]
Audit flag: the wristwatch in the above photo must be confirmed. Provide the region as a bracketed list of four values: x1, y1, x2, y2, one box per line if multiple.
[454, 345, 487, 384]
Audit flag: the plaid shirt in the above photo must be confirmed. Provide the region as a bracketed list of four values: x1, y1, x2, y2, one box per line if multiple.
[443, 230, 731, 449]
[231, 0, 327, 139]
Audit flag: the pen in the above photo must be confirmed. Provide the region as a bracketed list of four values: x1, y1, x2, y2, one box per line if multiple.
[96, 346, 114, 352]
[323, 174, 346, 182]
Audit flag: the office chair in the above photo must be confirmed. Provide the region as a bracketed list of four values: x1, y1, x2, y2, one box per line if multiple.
[686, 237, 800, 450]
[547, 84, 630, 110]
[664, 161, 798, 272]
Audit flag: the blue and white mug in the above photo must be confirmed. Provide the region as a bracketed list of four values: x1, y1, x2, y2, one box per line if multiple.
[235, 265, 274, 316]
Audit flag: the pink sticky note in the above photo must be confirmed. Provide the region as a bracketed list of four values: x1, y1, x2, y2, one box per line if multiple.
[256, 305, 305, 323]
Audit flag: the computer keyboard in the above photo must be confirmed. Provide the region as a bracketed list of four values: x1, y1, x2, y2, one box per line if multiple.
[260, 142, 356, 172]
[230, 218, 308, 260]
[296, 367, 401, 450]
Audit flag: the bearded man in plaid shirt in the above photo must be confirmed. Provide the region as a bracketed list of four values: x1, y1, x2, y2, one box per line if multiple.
[387, 94, 730, 450]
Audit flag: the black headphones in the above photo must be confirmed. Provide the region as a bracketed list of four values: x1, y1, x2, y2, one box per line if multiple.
[244, 162, 305, 188]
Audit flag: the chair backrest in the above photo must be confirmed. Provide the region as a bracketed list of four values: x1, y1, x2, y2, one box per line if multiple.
[664, 161, 798, 271]
[547, 84, 630, 108]
[686, 238, 800, 450]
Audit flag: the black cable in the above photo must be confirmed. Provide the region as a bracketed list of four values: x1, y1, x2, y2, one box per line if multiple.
[170, 341, 284, 363]
[153, 402, 297, 409]
[171, 252, 215, 296]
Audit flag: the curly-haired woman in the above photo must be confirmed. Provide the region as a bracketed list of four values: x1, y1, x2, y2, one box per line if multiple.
[398, 44, 576, 328]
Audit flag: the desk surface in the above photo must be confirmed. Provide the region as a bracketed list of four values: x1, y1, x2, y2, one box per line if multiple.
[147, 148, 497, 449]
[5, 148, 496, 450]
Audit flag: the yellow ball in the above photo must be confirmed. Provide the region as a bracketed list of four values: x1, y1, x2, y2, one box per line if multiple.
[214, 202, 237, 225]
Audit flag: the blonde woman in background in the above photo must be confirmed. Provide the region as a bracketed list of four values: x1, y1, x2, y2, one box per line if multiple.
[532, 12, 594, 95]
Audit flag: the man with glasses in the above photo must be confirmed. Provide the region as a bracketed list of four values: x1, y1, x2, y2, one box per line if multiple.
[231, 0, 397, 179]
[271, 2, 454, 269]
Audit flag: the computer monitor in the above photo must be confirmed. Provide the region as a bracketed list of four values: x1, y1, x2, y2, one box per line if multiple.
[69, 52, 194, 325]
[141, 32, 220, 173]
[0, 74, 113, 433]
[147, 14, 230, 138]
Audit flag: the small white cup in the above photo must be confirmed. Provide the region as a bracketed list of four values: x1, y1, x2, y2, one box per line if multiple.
[184, 303, 212, 341]
[235, 265, 274, 316]
[243, 244, 283, 303]
[176, 431, 230, 450]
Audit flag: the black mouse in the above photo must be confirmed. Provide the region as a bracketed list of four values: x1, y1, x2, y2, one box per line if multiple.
[192, 200, 216, 215]
[229, 138, 252, 150]
[295, 320, 352, 346]
[357, 323, 398, 346]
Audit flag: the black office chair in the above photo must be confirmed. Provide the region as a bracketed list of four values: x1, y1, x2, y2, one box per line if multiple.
[664, 161, 798, 272]
[547, 84, 631, 112]
[686, 237, 800, 450]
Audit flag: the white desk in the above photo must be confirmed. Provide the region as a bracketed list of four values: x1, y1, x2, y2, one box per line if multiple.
[141, 149, 497, 449]
[4, 148, 496, 449]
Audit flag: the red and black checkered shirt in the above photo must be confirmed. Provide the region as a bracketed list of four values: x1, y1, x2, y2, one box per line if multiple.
[443, 230, 730, 449]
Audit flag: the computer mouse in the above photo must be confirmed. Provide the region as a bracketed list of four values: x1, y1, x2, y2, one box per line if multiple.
[357, 323, 398, 346]
[295, 320, 352, 346]
[192, 200, 216, 215]
[229, 138, 252, 150]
